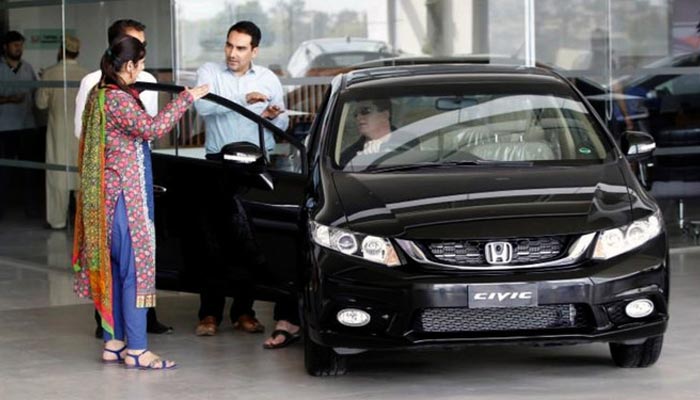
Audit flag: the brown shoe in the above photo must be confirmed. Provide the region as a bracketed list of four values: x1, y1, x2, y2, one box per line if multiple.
[195, 316, 218, 336]
[233, 314, 265, 333]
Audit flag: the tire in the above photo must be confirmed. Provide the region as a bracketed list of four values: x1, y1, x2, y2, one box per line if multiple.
[609, 335, 664, 368]
[304, 326, 347, 376]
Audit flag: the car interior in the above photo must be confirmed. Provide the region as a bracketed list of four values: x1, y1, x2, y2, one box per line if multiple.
[335, 94, 608, 169]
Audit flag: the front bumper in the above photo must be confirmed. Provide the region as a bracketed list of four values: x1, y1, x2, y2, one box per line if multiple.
[304, 238, 669, 351]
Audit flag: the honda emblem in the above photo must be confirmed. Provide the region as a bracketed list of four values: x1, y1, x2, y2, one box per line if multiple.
[484, 242, 513, 264]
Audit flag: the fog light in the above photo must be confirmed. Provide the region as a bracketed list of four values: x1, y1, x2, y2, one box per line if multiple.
[337, 308, 371, 327]
[625, 299, 654, 318]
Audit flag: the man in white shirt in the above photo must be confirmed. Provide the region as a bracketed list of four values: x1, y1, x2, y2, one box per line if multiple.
[73, 19, 158, 138]
[73, 19, 170, 337]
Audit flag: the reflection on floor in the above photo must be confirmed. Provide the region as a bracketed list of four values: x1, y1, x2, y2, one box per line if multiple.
[0, 212, 699, 399]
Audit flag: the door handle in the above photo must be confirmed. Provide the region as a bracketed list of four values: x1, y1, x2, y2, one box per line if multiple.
[153, 185, 168, 194]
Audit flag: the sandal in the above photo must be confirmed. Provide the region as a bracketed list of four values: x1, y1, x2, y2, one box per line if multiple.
[124, 350, 177, 370]
[102, 345, 127, 364]
[263, 329, 301, 349]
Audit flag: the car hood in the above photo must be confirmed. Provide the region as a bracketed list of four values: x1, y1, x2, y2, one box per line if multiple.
[331, 162, 633, 239]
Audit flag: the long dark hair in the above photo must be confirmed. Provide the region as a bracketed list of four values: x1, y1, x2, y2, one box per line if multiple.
[99, 35, 146, 95]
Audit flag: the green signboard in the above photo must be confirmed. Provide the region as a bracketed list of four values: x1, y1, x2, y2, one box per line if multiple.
[24, 29, 77, 50]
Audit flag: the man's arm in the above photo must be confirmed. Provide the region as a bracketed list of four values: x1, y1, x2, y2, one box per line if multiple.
[194, 63, 230, 116]
[35, 85, 50, 110]
[35, 67, 52, 110]
[265, 72, 289, 132]
[0, 94, 24, 104]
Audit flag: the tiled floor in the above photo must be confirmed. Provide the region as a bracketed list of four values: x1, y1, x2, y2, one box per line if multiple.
[0, 216, 699, 399]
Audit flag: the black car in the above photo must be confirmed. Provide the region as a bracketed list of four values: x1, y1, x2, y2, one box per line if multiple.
[143, 63, 668, 376]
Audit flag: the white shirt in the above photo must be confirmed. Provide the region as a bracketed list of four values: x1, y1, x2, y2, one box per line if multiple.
[358, 133, 392, 155]
[73, 70, 158, 138]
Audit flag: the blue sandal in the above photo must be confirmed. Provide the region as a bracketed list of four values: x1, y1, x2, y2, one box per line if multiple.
[125, 350, 177, 370]
[102, 345, 127, 364]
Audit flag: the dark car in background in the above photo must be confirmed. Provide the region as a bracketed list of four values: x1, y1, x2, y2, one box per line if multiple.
[144, 62, 668, 377]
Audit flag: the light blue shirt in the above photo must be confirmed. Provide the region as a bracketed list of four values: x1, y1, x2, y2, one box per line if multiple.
[195, 62, 288, 154]
[0, 57, 37, 132]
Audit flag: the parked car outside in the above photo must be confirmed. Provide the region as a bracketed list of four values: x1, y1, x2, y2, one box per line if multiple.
[141, 62, 668, 377]
[286, 37, 397, 78]
[284, 38, 399, 140]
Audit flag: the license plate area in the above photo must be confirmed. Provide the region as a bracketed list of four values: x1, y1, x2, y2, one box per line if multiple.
[468, 283, 538, 308]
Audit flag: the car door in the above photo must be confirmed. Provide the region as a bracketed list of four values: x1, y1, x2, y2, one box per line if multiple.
[136, 82, 309, 300]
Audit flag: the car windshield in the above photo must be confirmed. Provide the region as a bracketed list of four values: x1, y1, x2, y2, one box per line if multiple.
[332, 87, 613, 172]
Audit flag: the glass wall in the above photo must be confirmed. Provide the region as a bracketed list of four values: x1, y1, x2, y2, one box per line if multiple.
[2, 0, 700, 266]
[0, 0, 172, 266]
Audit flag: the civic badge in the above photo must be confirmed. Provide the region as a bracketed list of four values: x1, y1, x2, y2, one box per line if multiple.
[484, 242, 513, 265]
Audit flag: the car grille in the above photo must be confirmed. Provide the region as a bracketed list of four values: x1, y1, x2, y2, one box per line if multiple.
[424, 236, 566, 266]
[415, 304, 591, 333]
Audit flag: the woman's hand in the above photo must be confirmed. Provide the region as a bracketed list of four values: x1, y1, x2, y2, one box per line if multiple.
[185, 84, 210, 101]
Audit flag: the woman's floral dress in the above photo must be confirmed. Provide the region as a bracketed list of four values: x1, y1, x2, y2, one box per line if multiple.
[74, 88, 193, 307]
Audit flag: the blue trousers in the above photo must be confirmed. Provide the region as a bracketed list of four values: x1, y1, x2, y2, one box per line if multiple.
[103, 192, 148, 349]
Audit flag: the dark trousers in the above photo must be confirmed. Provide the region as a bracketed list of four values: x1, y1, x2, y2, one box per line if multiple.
[198, 152, 258, 324]
[0, 128, 44, 218]
[273, 296, 300, 326]
[0, 130, 20, 217]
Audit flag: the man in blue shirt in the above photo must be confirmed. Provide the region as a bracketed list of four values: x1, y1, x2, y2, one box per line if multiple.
[194, 21, 287, 337]
[195, 21, 288, 156]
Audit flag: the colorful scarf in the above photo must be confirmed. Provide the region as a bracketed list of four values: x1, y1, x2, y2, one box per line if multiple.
[72, 87, 114, 336]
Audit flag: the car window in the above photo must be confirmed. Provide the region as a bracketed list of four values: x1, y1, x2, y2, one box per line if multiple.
[332, 90, 611, 172]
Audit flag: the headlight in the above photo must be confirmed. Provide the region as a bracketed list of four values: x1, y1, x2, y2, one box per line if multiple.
[310, 221, 401, 267]
[592, 211, 662, 260]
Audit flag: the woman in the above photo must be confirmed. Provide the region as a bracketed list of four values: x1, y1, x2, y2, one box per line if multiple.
[72, 35, 208, 369]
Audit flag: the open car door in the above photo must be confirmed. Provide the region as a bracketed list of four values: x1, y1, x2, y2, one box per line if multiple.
[135, 82, 308, 301]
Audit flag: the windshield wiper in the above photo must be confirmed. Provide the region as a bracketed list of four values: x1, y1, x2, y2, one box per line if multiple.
[365, 160, 532, 173]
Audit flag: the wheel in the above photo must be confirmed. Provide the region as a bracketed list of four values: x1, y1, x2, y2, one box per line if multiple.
[304, 325, 347, 376]
[609, 335, 664, 368]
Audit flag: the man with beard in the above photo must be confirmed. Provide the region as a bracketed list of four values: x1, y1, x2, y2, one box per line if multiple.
[0, 31, 38, 219]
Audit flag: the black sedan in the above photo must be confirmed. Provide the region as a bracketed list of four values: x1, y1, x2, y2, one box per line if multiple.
[143, 63, 668, 376]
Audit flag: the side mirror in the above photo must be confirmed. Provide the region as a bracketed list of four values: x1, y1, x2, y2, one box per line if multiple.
[620, 131, 655, 161]
[221, 142, 265, 168]
[219, 142, 274, 191]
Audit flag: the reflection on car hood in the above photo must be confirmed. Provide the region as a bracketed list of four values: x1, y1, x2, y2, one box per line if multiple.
[331, 162, 632, 239]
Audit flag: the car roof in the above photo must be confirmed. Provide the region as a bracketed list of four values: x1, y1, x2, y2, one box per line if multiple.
[342, 63, 567, 89]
